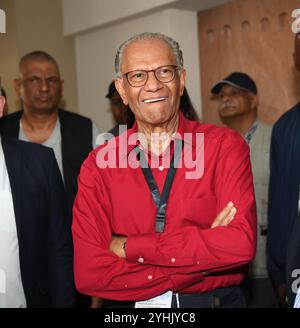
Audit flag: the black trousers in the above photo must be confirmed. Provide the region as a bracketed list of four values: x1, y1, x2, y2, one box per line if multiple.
[103, 286, 245, 308]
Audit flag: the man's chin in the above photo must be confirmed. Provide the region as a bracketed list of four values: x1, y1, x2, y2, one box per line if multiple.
[31, 105, 59, 115]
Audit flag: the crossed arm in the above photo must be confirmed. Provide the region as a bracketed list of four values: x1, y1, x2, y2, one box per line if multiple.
[109, 202, 237, 258]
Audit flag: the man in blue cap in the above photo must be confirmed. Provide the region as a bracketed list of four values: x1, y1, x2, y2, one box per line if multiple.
[211, 72, 276, 307]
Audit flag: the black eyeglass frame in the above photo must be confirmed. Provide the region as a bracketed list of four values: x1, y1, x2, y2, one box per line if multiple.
[123, 65, 179, 87]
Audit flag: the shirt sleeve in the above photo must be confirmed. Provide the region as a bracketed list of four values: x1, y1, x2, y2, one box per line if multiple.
[125, 132, 257, 274]
[72, 150, 195, 301]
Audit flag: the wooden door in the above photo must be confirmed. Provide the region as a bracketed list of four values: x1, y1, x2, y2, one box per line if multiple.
[198, 0, 300, 125]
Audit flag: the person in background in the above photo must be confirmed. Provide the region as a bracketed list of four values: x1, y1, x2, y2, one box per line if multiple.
[72, 32, 256, 308]
[211, 72, 276, 307]
[0, 51, 99, 308]
[270, 32, 300, 307]
[106, 81, 130, 136]
[0, 79, 75, 308]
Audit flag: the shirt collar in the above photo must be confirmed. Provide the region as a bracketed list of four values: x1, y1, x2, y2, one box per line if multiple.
[120, 111, 196, 159]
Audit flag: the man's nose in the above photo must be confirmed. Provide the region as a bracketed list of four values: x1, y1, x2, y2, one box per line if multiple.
[39, 79, 50, 91]
[221, 94, 231, 102]
[144, 71, 162, 91]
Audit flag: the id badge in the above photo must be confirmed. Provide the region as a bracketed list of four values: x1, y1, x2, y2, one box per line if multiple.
[135, 290, 173, 308]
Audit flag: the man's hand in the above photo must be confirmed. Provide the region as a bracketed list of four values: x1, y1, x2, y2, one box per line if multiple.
[109, 202, 236, 259]
[109, 235, 127, 258]
[277, 283, 288, 307]
[201, 202, 236, 276]
[90, 297, 103, 308]
[211, 201, 237, 228]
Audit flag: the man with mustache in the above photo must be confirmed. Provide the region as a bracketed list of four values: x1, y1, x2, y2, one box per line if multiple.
[211, 72, 275, 307]
[0, 51, 99, 307]
[0, 51, 99, 224]
[0, 78, 75, 307]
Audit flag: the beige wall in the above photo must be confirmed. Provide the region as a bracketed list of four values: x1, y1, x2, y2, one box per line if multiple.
[0, 0, 78, 113]
[0, 0, 19, 112]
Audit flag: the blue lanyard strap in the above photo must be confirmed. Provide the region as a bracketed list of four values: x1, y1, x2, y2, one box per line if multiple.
[244, 121, 258, 144]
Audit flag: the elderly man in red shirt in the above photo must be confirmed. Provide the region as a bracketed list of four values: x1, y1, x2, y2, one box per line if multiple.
[72, 32, 257, 308]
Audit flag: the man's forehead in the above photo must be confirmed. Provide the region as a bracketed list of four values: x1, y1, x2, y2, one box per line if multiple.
[121, 39, 175, 71]
[20, 59, 60, 76]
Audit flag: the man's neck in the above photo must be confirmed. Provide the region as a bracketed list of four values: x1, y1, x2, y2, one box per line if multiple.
[21, 108, 59, 143]
[222, 114, 257, 137]
[137, 114, 179, 155]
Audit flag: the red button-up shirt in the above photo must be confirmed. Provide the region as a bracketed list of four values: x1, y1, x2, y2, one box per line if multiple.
[72, 112, 257, 301]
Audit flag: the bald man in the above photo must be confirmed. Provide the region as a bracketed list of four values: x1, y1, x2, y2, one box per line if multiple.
[0, 82, 75, 307]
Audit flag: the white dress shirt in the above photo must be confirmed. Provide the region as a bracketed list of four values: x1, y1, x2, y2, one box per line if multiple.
[0, 139, 27, 307]
[294, 289, 300, 308]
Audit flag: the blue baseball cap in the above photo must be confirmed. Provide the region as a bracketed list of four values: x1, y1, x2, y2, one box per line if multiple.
[211, 72, 257, 95]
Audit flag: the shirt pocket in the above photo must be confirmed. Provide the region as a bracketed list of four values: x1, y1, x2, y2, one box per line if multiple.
[180, 196, 217, 229]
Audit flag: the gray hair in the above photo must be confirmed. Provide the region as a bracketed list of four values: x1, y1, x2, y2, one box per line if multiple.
[115, 32, 184, 76]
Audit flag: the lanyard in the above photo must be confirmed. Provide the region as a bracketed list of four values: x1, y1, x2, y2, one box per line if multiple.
[244, 121, 258, 144]
[134, 139, 183, 232]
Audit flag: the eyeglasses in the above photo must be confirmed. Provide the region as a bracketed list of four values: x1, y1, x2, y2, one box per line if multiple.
[215, 89, 247, 102]
[124, 65, 178, 87]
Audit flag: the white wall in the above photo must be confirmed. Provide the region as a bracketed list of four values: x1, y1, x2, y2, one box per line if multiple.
[75, 8, 201, 132]
[63, 0, 179, 36]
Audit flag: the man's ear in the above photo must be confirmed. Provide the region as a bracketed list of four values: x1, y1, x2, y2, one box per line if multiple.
[249, 93, 259, 109]
[13, 78, 22, 97]
[115, 79, 129, 106]
[60, 79, 65, 95]
[0, 96, 5, 118]
[179, 69, 186, 96]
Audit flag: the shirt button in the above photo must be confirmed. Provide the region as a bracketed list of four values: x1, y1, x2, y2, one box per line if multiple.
[197, 261, 200, 265]
[171, 257, 176, 263]
[158, 165, 164, 171]
[148, 275, 153, 280]
[138, 257, 144, 263]
[124, 284, 128, 288]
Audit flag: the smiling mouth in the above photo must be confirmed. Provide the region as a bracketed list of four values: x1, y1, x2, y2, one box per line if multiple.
[143, 97, 167, 104]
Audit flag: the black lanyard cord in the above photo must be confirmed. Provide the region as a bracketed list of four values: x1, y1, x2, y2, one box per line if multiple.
[134, 139, 183, 232]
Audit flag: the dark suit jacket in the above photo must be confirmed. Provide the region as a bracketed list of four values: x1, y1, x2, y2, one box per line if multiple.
[267, 103, 300, 288]
[0, 109, 93, 216]
[1, 136, 75, 307]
